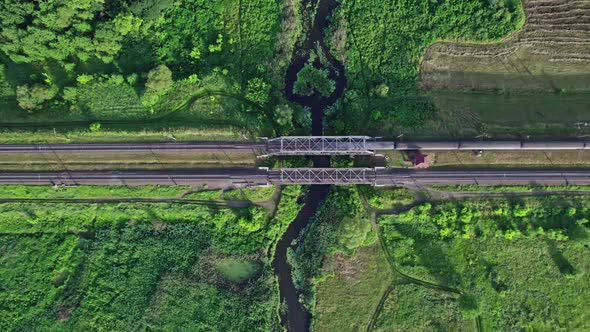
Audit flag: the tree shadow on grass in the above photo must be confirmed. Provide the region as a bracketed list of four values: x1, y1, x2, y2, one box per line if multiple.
[545, 238, 576, 275]
[392, 222, 463, 289]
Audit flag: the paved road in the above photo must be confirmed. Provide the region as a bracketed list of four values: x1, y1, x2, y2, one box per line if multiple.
[3, 168, 590, 187]
[0, 141, 265, 153]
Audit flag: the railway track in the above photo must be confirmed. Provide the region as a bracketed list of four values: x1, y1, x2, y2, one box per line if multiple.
[3, 168, 590, 187]
[3, 138, 590, 156]
[0, 142, 266, 153]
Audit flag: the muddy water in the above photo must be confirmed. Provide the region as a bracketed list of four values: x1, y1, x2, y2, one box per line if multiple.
[272, 0, 347, 331]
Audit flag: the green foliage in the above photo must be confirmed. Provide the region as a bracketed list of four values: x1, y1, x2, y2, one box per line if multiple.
[89, 122, 101, 132]
[381, 197, 589, 244]
[274, 104, 295, 129]
[293, 62, 335, 97]
[145, 64, 173, 93]
[73, 76, 142, 118]
[335, 216, 376, 251]
[330, 0, 524, 133]
[246, 77, 271, 106]
[376, 195, 590, 331]
[16, 84, 58, 111]
[0, 184, 302, 330]
[358, 186, 415, 209]
[0, 0, 288, 138]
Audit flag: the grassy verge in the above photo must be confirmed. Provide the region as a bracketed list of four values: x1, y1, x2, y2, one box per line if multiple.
[382, 149, 590, 169]
[0, 185, 189, 199]
[0, 150, 258, 171]
[0, 125, 245, 144]
[0, 184, 277, 203]
[429, 184, 590, 193]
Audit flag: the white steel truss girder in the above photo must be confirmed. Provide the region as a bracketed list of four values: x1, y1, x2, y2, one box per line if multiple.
[272, 168, 375, 185]
[267, 136, 372, 155]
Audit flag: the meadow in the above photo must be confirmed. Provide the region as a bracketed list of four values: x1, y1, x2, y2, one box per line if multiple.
[375, 196, 590, 331]
[326, 0, 525, 136]
[300, 187, 590, 331]
[0, 185, 301, 331]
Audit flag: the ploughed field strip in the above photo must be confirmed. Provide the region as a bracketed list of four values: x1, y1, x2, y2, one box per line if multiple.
[421, 0, 590, 91]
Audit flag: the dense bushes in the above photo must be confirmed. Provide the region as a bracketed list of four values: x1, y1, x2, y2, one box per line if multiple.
[328, 0, 524, 134]
[290, 187, 375, 311]
[380, 197, 589, 245]
[0, 185, 303, 331]
[0, 0, 293, 134]
[293, 62, 336, 97]
[376, 195, 590, 331]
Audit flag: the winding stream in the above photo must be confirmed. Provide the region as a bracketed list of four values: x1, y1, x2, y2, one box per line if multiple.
[273, 0, 347, 331]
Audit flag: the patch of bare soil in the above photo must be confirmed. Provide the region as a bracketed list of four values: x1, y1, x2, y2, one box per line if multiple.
[57, 306, 72, 321]
[421, 0, 590, 91]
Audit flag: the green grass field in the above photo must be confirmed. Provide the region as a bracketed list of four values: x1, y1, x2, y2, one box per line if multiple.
[424, 92, 590, 139]
[0, 185, 302, 331]
[313, 245, 392, 332]
[326, 0, 525, 137]
[376, 196, 590, 331]
[306, 188, 590, 331]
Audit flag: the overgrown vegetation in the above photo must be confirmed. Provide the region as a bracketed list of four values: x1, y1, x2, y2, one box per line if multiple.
[289, 187, 376, 312]
[376, 196, 590, 331]
[327, 0, 525, 135]
[299, 188, 590, 331]
[0, 0, 302, 139]
[293, 62, 335, 97]
[0, 185, 303, 330]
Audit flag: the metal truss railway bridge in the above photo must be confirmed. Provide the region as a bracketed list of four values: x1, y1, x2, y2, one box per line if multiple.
[3, 136, 590, 186]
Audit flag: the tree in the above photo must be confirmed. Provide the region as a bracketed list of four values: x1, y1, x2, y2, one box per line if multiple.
[16, 84, 58, 111]
[246, 78, 270, 106]
[293, 63, 335, 97]
[274, 104, 293, 126]
[145, 64, 173, 93]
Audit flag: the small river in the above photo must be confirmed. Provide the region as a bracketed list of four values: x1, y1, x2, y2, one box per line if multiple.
[272, 0, 347, 331]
